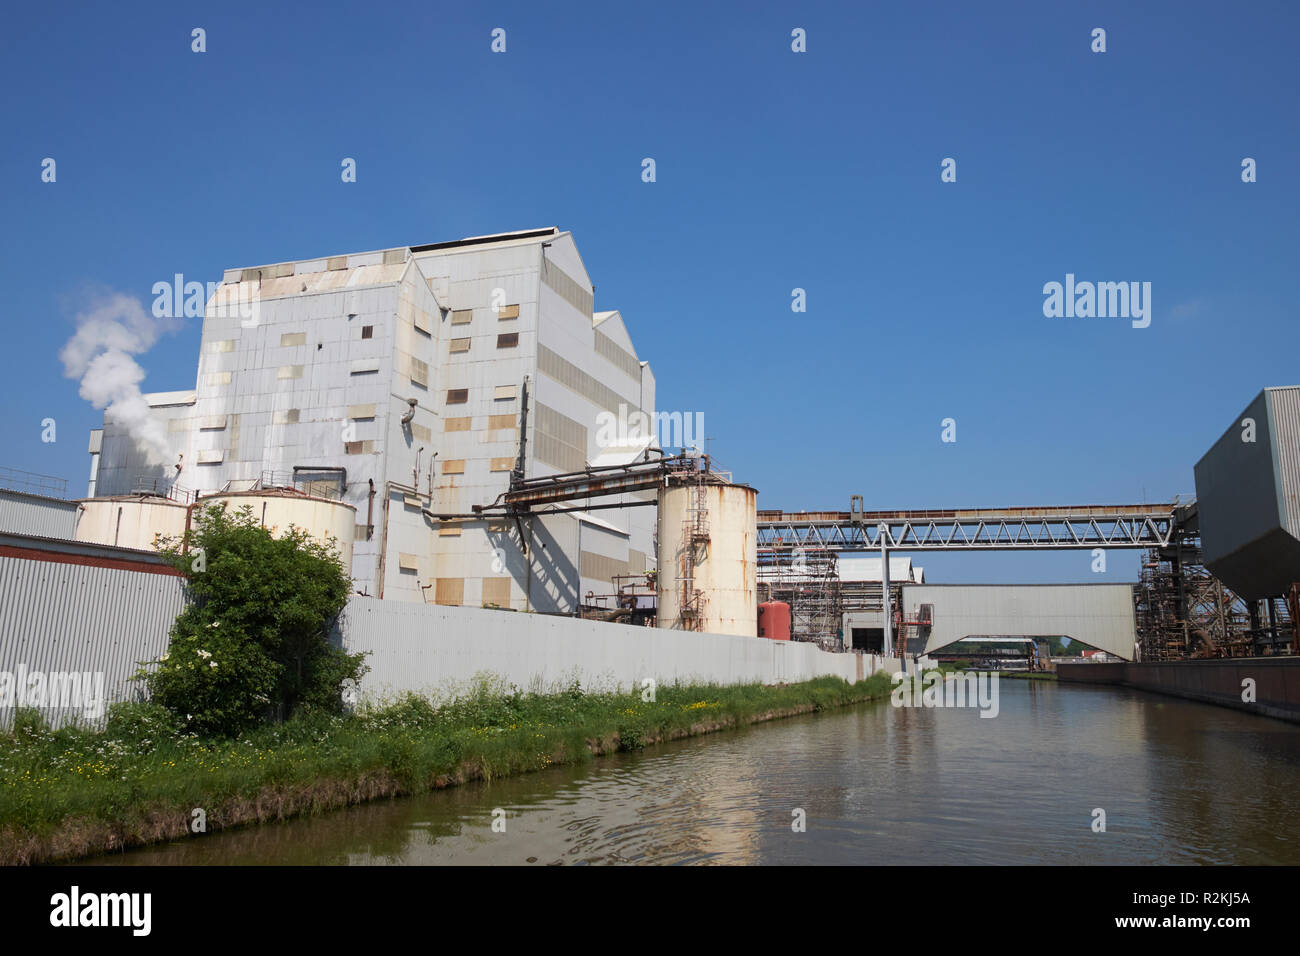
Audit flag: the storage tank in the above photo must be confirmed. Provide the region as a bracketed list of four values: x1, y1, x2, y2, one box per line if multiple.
[758, 601, 791, 641]
[75, 495, 189, 551]
[202, 489, 356, 572]
[656, 481, 757, 636]
[1194, 386, 1300, 599]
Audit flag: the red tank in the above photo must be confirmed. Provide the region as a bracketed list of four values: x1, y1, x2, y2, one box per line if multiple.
[758, 601, 792, 641]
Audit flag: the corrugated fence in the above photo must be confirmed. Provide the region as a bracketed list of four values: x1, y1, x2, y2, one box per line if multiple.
[0, 554, 185, 728]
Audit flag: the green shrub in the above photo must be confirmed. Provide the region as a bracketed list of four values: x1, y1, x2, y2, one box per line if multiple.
[137, 502, 368, 737]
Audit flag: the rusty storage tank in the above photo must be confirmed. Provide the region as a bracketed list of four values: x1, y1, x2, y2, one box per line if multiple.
[656, 480, 757, 636]
[1194, 386, 1300, 599]
[75, 495, 190, 551]
[199, 488, 356, 574]
[758, 601, 792, 640]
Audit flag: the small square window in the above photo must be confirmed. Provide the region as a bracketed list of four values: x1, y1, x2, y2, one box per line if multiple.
[361, 326, 373, 339]
[496, 333, 519, 349]
[446, 388, 468, 405]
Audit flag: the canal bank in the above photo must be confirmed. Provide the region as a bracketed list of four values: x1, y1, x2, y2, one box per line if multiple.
[1057, 657, 1300, 723]
[0, 674, 892, 865]
[78, 678, 1300, 866]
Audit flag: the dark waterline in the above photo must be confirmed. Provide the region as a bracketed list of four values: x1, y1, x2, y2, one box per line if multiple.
[82, 680, 1300, 865]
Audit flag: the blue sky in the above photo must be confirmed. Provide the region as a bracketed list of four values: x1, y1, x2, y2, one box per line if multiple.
[2, 0, 1297, 583]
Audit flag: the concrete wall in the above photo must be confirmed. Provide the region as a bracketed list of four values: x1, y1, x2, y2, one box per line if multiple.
[334, 596, 869, 702]
[1058, 657, 1300, 723]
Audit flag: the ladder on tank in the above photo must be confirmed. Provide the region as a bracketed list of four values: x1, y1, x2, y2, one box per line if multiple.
[678, 475, 710, 630]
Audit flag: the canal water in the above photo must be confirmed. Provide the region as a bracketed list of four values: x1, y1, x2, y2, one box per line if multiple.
[85, 680, 1300, 865]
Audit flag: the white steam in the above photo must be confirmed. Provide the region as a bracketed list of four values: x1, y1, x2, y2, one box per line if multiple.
[60, 292, 180, 464]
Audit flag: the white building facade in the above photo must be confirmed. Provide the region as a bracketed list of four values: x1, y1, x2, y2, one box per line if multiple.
[88, 228, 658, 611]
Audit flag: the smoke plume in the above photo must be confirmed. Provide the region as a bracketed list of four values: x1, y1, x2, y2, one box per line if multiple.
[60, 292, 181, 464]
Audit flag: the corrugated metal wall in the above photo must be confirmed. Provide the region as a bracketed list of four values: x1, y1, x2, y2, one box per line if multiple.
[0, 490, 79, 539]
[1268, 386, 1300, 541]
[0, 556, 184, 728]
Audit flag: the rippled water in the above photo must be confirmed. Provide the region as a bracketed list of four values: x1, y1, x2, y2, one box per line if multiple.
[85, 680, 1300, 865]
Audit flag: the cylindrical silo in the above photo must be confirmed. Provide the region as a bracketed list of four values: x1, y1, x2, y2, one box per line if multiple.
[75, 495, 190, 551]
[202, 489, 356, 573]
[656, 481, 757, 636]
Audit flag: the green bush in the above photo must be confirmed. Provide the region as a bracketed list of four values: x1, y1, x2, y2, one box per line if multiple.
[104, 701, 181, 743]
[137, 502, 368, 737]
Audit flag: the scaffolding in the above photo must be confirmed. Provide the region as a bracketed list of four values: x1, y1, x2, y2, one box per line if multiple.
[757, 546, 845, 649]
[1135, 536, 1295, 660]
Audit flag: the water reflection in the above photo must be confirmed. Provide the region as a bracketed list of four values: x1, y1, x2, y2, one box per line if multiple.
[83, 681, 1300, 866]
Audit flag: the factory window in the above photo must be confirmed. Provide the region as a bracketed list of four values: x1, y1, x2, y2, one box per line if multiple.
[435, 578, 464, 606]
[398, 553, 419, 574]
[497, 304, 519, 321]
[272, 408, 300, 424]
[278, 365, 303, 380]
[446, 388, 468, 405]
[438, 523, 462, 537]
[445, 417, 471, 432]
[411, 423, 431, 442]
[207, 371, 232, 386]
[410, 358, 428, 388]
[442, 460, 466, 475]
[449, 338, 471, 354]
[209, 339, 235, 354]
[361, 325, 373, 339]
[451, 309, 473, 325]
[496, 332, 519, 349]
[347, 404, 376, 420]
[344, 440, 375, 455]
[482, 577, 511, 606]
[490, 457, 514, 472]
[488, 414, 516, 430]
[280, 332, 306, 347]
[494, 385, 518, 401]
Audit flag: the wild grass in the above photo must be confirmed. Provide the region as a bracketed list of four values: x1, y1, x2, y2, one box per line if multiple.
[0, 672, 893, 864]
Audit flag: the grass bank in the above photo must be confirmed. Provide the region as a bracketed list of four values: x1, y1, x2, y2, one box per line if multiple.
[0, 673, 893, 865]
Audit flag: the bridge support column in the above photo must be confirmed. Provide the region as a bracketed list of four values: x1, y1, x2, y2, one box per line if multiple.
[881, 524, 900, 672]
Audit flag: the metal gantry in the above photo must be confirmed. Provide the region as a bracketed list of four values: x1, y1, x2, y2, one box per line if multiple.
[757, 500, 1180, 552]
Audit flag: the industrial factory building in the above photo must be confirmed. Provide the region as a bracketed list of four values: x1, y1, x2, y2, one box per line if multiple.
[81, 228, 659, 613]
[7, 222, 1300, 676]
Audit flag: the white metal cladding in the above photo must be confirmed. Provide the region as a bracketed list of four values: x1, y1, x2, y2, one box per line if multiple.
[1268, 386, 1300, 540]
[0, 490, 79, 539]
[899, 584, 1138, 660]
[540, 259, 593, 317]
[0, 557, 185, 728]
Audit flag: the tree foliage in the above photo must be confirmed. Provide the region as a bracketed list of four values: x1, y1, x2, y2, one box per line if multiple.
[138, 503, 367, 736]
